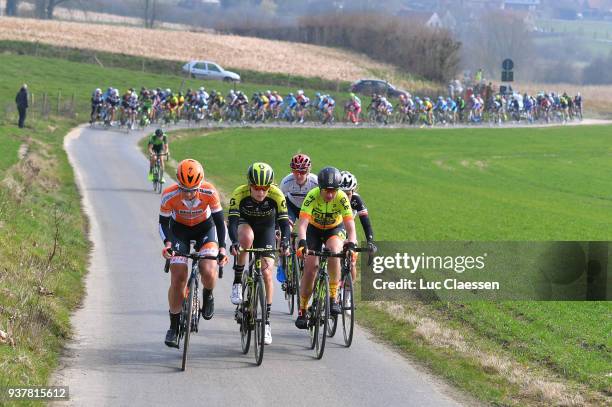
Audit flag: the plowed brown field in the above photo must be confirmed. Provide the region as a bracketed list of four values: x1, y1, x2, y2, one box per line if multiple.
[0, 16, 395, 82]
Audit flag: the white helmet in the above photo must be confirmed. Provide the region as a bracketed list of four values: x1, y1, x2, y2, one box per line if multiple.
[297, 89, 304, 96]
[166, 88, 171, 94]
[112, 89, 119, 96]
[95, 88, 101, 94]
[340, 171, 357, 192]
[199, 87, 205, 92]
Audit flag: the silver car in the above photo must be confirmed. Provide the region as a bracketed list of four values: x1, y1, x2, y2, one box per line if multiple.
[182, 61, 241, 82]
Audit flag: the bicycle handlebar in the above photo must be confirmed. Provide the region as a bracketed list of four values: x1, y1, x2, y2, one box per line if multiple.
[305, 246, 374, 265]
[305, 247, 370, 257]
[163, 249, 225, 278]
[240, 247, 280, 254]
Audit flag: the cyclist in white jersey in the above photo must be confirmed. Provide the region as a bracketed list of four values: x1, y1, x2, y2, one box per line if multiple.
[280, 154, 318, 225]
[276, 153, 318, 282]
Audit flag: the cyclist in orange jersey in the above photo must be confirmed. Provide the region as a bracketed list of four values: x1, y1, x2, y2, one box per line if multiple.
[159, 159, 228, 348]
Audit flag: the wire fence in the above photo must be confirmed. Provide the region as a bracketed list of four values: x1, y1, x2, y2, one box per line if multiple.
[2, 91, 79, 124]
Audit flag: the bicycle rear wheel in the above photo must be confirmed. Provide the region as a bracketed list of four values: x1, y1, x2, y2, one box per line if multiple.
[181, 277, 196, 371]
[253, 278, 266, 366]
[341, 272, 355, 347]
[327, 312, 338, 337]
[240, 282, 251, 354]
[313, 274, 329, 359]
[157, 164, 164, 194]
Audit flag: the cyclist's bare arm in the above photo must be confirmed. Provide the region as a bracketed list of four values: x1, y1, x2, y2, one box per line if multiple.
[344, 217, 357, 243]
[296, 215, 309, 241]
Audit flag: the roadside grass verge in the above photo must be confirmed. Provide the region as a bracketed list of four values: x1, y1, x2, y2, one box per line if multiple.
[164, 126, 612, 406]
[0, 118, 89, 407]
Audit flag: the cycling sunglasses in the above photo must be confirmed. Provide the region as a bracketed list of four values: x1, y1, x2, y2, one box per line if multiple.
[250, 185, 270, 192]
[292, 170, 308, 175]
[179, 186, 198, 193]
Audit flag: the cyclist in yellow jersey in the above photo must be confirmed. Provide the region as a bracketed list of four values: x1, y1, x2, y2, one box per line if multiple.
[294, 167, 357, 329]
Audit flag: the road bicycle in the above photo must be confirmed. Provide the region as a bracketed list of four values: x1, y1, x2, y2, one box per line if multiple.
[151, 153, 168, 194]
[326, 246, 371, 347]
[234, 248, 276, 366]
[280, 232, 301, 315]
[165, 242, 223, 371]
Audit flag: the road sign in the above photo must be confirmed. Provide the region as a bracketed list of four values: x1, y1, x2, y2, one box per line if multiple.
[502, 58, 514, 71]
[501, 71, 514, 82]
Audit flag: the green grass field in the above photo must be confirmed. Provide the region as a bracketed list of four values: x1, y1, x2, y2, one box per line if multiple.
[0, 53, 353, 122]
[167, 126, 612, 405]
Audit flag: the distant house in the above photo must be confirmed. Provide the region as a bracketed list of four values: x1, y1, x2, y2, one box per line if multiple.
[508, 9, 538, 30]
[440, 10, 458, 30]
[397, 10, 445, 28]
[502, 0, 540, 11]
[178, 0, 219, 8]
[580, 0, 612, 18]
[461, 0, 504, 10]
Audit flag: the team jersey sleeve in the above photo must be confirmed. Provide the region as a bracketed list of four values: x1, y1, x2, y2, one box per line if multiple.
[352, 194, 368, 217]
[228, 185, 246, 218]
[280, 174, 291, 196]
[337, 191, 354, 221]
[160, 187, 178, 217]
[201, 183, 222, 213]
[269, 185, 289, 222]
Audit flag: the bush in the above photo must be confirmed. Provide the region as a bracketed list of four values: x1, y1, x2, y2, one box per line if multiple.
[219, 12, 461, 82]
[582, 54, 612, 85]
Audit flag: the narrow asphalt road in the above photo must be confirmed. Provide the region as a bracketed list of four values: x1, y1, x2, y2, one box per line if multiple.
[52, 124, 468, 407]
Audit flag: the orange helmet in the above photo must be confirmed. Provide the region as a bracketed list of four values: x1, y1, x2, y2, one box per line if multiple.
[176, 159, 204, 190]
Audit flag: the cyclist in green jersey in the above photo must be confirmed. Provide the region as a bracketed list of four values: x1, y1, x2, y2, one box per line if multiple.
[148, 128, 169, 181]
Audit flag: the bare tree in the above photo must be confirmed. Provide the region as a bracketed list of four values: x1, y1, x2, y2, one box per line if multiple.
[467, 10, 535, 81]
[143, 0, 158, 28]
[35, 0, 71, 19]
[5, 0, 19, 16]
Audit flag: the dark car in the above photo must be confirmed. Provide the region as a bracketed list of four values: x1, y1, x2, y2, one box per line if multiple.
[349, 79, 409, 98]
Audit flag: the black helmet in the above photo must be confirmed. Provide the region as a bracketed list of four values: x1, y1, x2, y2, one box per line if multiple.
[155, 128, 164, 137]
[317, 166, 342, 189]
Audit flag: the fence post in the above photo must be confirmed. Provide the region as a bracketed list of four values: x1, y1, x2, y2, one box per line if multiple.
[57, 91, 61, 115]
[71, 92, 76, 118]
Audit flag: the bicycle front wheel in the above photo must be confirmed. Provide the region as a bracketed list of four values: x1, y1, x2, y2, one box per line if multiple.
[253, 278, 266, 366]
[292, 253, 301, 316]
[313, 274, 329, 359]
[341, 272, 355, 347]
[285, 255, 296, 315]
[181, 277, 196, 371]
[152, 165, 159, 192]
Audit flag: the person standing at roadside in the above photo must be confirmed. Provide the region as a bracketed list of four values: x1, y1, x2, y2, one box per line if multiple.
[15, 84, 28, 129]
